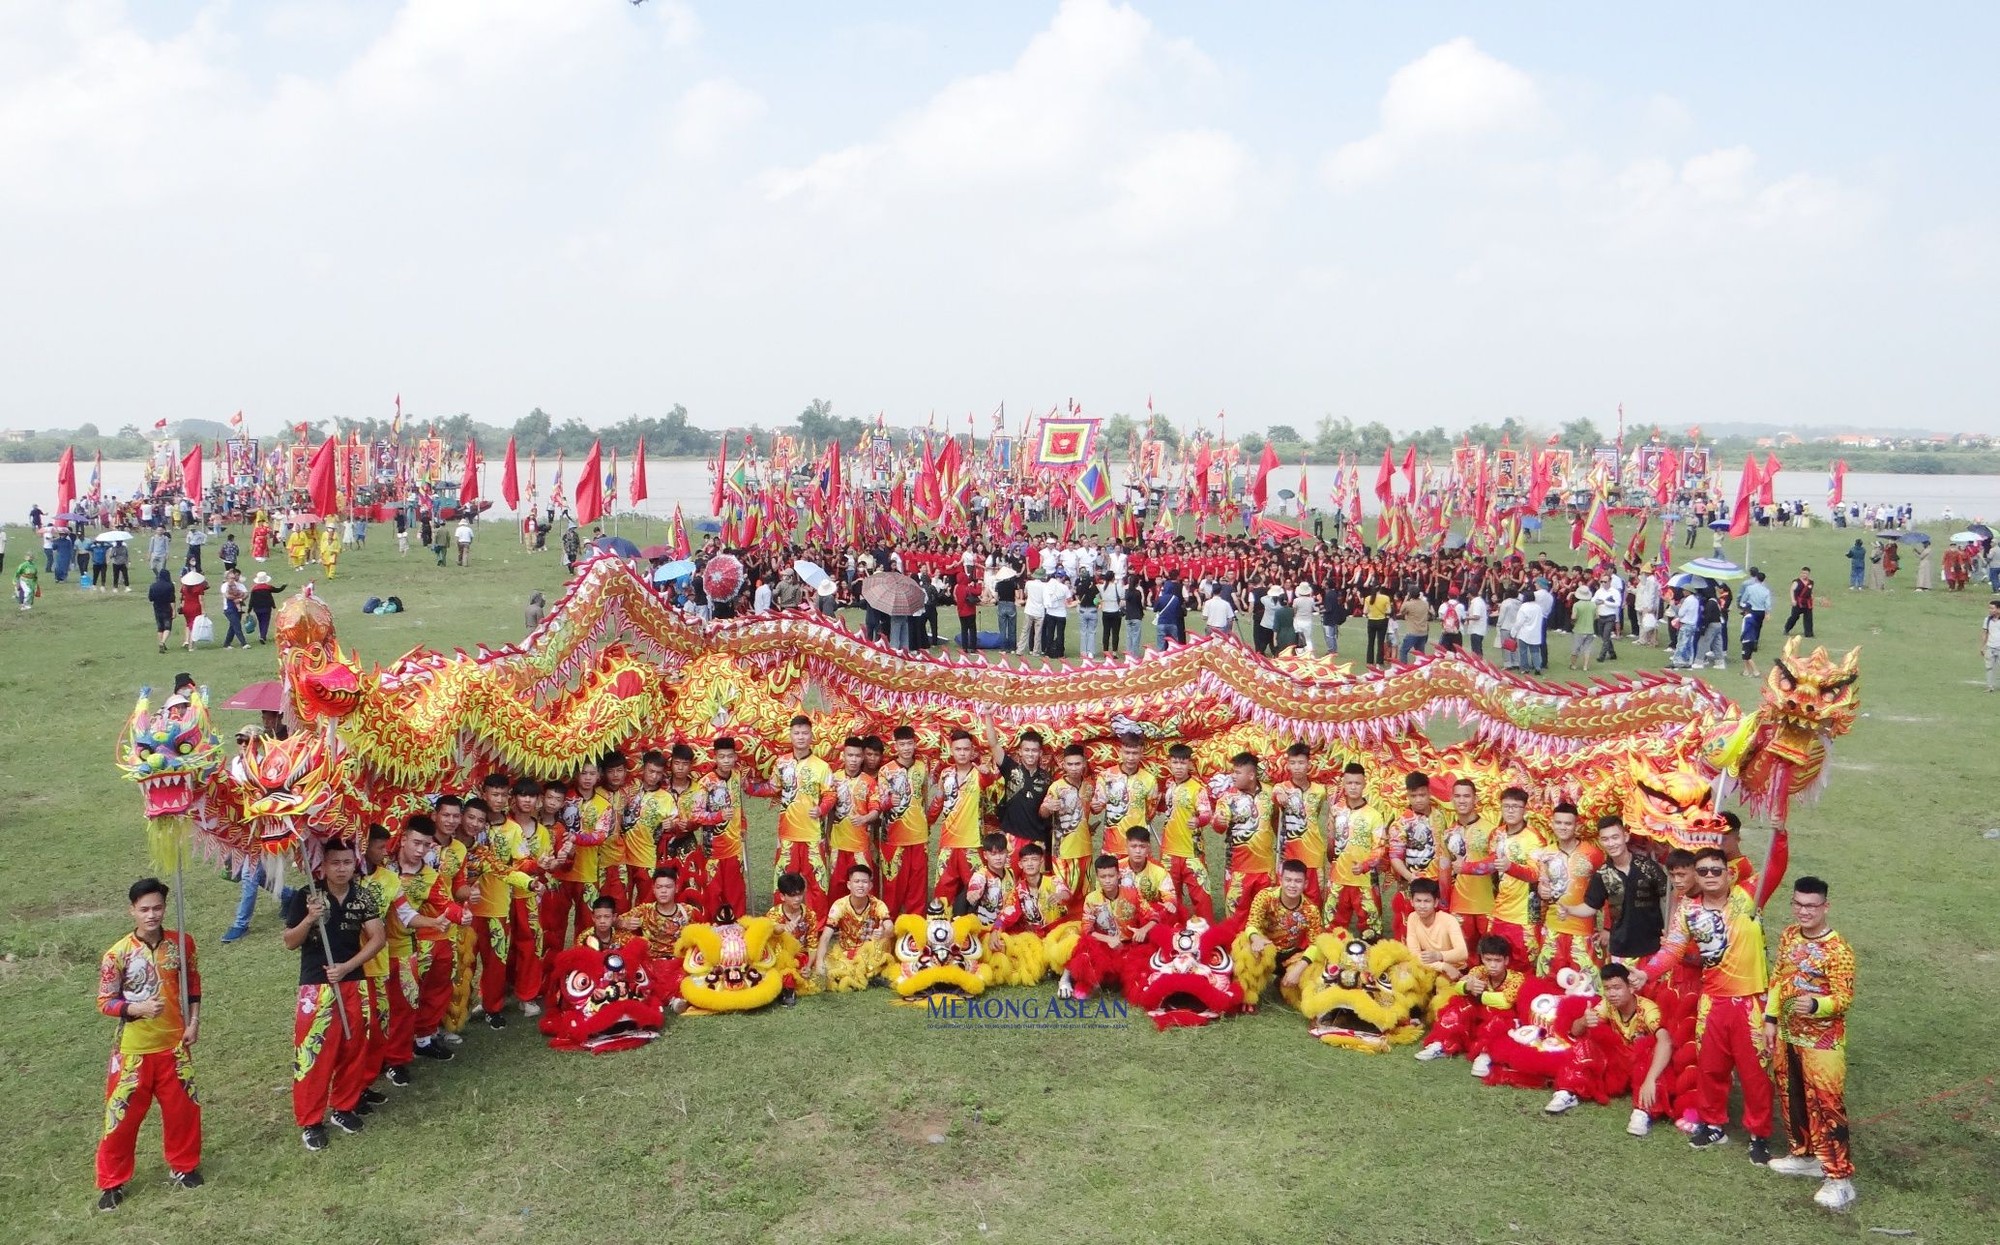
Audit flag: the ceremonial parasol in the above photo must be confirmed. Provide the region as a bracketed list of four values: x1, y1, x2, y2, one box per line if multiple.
[861, 572, 926, 616]
[1675, 557, 1746, 580]
[703, 553, 745, 602]
[653, 559, 696, 583]
[221, 680, 286, 712]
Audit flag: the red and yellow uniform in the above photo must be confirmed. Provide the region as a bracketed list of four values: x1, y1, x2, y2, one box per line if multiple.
[874, 759, 931, 916]
[1245, 888, 1324, 968]
[502, 818, 552, 1004]
[1097, 765, 1159, 857]
[1766, 925, 1856, 1180]
[469, 825, 534, 1016]
[826, 768, 879, 899]
[1271, 779, 1330, 905]
[544, 795, 607, 945]
[1325, 800, 1386, 936]
[622, 899, 702, 1000]
[763, 899, 817, 991]
[378, 864, 435, 1070]
[1643, 886, 1771, 1138]
[1156, 777, 1214, 919]
[1066, 880, 1156, 998]
[1446, 813, 1498, 942]
[1486, 823, 1548, 972]
[1556, 996, 1669, 1113]
[357, 863, 402, 1076]
[1427, 967, 1523, 1059]
[1387, 809, 1452, 939]
[1213, 785, 1277, 918]
[1537, 839, 1606, 981]
[820, 894, 892, 990]
[96, 930, 201, 1190]
[999, 873, 1070, 936]
[1047, 777, 1095, 916]
[774, 752, 836, 915]
[693, 767, 772, 919]
[621, 782, 670, 900]
[439, 834, 476, 1033]
[403, 863, 461, 1043]
[656, 781, 710, 910]
[927, 764, 991, 905]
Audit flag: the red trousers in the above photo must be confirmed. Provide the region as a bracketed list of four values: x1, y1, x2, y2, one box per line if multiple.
[1537, 931, 1602, 981]
[383, 957, 422, 1068]
[830, 849, 875, 900]
[508, 896, 544, 1003]
[934, 847, 976, 908]
[1391, 889, 1413, 940]
[293, 981, 371, 1126]
[776, 840, 829, 917]
[1165, 855, 1214, 921]
[1557, 1027, 1668, 1115]
[1428, 995, 1510, 1057]
[363, 976, 389, 1077]
[878, 844, 929, 916]
[1226, 870, 1273, 920]
[1487, 918, 1534, 973]
[412, 939, 455, 1036]
[596, 870, 629, 912]
[476, 916, 514, 1014]
[98, 1047, 200, 1188]
[1452, 910, 1491, 946]
[1695, 993, 1774, 1135]
[1325, 882, 1379, 935]
[708, 855, 749, 919]
[540, 879, 591, 948]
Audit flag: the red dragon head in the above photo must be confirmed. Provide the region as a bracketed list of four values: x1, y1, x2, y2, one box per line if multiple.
[118, 687, 223, 820]
[233, 729, 355, 856]
[275, 587, 363, 723]
[540, 938, 666, 1052]
[1127, 917, 1247, 1029]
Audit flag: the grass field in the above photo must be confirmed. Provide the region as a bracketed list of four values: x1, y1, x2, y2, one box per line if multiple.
[1, 517, 1995, 1245]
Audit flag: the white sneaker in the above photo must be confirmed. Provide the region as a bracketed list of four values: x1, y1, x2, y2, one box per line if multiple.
[519, 1000, 543, 1018]
[1768, 1155, 1825, 1178]
[1544, 1090, 1580, 1114]
[1813, 1177, 1856, 1212]
[1627, 1109, 1651, 1137]
[1470, 1054, 1492, 1078]
[1414, 1042, 1446, 1062]
[438, 1032, 464, 1047]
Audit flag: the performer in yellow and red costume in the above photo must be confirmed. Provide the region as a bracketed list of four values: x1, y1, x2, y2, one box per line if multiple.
[95, 877, 202, 1207]
[1763, 875, 1857, 1211]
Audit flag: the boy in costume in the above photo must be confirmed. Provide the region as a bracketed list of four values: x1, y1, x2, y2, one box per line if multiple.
[774, 717, 836, 917]
[814, 863, 893, 991]
[655, 744, 709, 911]
[1544, 962, 1674, 1136]
[1247, 859, 1326, 1008]
[466, 789, 533, 1030]
[282, 841, 384, 1151]
[1211, 752, 1277, 918]
[619, 866, 701, 1011]
[356, 826, 401, 1092]
[873, 727, 932, 917]
[1400, 878, 1467, 1018]
[1091, 733, 1159, 858]
[1480, 787, 1546, 972]
[1445, 776, 1497, 944]
[577, 896, 621, 951]
[1536, 801, 1605, 984]
[997, 842, 1075, 979]
[1415, 934, 1523, 1073]
[826, 737, 881, 899]
[1041, 743, 1097, 916]
[1633, 846, 1774, 1159]
[696, 737, 773, 920]
[94, 877, 202, 1209]
[1763, 876, 1857, 1211]
[384, 818, 465, 1081]
[502, 779, 554, 1017]
[1388, 771, 1453, 940]
[762, 871, 816, 1000]
[928, 729, 996, 911]
[1271, 742, 1330, 908]
[1062, 855, 1163, 1000]
[544, 767, 603, 946]
[1155, 743, 1214, 919]
[1325, 762, 1385, 935]
[621, 752, 671, 913]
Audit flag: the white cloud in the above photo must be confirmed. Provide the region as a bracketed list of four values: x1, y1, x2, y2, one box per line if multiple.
[1324, 37, 1543, 188]
[668, 77, 766, 158]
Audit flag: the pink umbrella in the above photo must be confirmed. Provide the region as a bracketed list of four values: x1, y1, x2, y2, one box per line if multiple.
[703, 553, 745, 603]
[221, 680, 285, 712]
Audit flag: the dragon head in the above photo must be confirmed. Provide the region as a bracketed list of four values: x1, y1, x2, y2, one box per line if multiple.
[234, 730, 346, 850]
[890, 902, 986, 1000]
[118, 687, 222, 820]
[541, 938, 665, 1052]
[275, 587, 363, 722]
[1620, 754, 1718, 851]
[676, 917, 788, 1013]
[1128, 917, 1247, 1029]
[1759, 639, 1861, 767]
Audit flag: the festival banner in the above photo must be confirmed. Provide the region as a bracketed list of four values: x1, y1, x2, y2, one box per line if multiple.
[1031, 416, 1099, 469]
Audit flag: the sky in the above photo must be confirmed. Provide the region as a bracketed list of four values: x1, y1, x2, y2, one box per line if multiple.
[4, 0, 1995, 438]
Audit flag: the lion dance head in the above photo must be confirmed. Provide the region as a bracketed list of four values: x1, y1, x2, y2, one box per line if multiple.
[1127, 917, 1248, 1029]
[676, 916, 789, 1013]
[541, 937, 666, 1052]
[891, 902, 986, 1000]
[1296, 933, 1435, 1053]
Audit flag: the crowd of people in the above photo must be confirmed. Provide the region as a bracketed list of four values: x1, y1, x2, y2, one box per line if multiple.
[95, 715, 1858, 1214]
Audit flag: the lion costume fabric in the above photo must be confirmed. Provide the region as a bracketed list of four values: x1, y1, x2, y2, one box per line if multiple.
[675, 917, 790, 1013]
[1294, 934, 1436, 1053]
[1124, 918, 1252, 1029]
[540, 937, 666, 1052]
[891, 906, 987, 1000]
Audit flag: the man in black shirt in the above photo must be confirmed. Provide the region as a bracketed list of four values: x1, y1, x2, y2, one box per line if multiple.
[1570, 817, 1670, 961]
[993, 726, 1052, 861]
[281, 841, 384, 1152]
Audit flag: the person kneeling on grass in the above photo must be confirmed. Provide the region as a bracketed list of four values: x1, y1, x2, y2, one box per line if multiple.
[814, 864, 892, 991]
[1543, 962, 1675, 1137]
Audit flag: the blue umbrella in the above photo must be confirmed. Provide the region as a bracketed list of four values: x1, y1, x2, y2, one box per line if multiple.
[1668, 572, 1699, 589]
[1708, 519, 1732, 532]
[592, 535, 642, 558]
[693, 517, 722, 534]
[1520, 516, 1543, 531]
[652, 558, 696, 583]
[1895, 531, 1932, 545]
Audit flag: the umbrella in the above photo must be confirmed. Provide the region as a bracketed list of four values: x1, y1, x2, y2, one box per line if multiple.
[1444, 532, 1468, 550]
[1876, 531, 1905, 540]
[56, 511, 87, 524]
[98, 530, 133, 542]
[592, 535, 642, 559]
[641, 544, 674, 560]
[1895, 531, 1932, 545]
[693, 517, 722, 534]
[1667, 572, 1699, 589]
[1675, 557, 1745, 580]
[1972, 523, 1993, 539]
[991, 566, 1018, 583]
[1276, 488, 1296, 500]
[1707, 519, 1732, 532]
[860, 571, 927, 616]
[221, 680, 286, 712]
[180, 571, 207, 586]
[1521, 516, 1542, 531]
[703, 553, 745, 602]
[655, 558, 697, 582]
[792, 559, 830, 590]
[1951, 531, 1984, 546]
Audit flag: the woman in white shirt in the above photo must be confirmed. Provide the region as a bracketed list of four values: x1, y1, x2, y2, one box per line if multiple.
[1291, 582, 1317, 657]
[1495, 595, 1520, 668]
[1466, 593, 1490, 657]
[1512, 590, 1547, 673]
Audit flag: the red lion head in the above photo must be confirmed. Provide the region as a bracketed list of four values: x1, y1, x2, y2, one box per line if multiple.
[540, 938, 666, 1053]
[1126, 917, 1247, 1030]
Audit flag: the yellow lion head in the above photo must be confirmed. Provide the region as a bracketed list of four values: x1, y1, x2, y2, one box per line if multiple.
[1295, 933, 1434, 1053]
[890, 906, 986, 999]
[676, 918, 788, 1013]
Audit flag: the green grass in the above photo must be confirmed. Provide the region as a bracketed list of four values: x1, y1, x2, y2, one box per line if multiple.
[1, 518, 1995, 1244]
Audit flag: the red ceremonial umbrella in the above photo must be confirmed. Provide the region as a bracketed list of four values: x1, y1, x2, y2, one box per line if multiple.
[221, 680, 286, 712]
[641, 544, 674, 560]
[703, 553, 745, 603]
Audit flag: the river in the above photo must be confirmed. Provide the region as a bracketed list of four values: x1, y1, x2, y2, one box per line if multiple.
[5, 460, 1997, 525]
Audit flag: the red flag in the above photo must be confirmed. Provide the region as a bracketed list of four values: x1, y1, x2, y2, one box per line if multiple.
[631, 436, 649, 503]
[1827, 459, 1847, 508]
[1582, 491, 1615, 561]
[1373, 446, 1396, 506]
[668, 505, 690, 558]
[54, 446, 77, 517]
[500, 437, 520, 510]
[180, 443, 204, 503]
[458, 438, 480, 507]
[1653, 448, 1681, 506]
[1753, 823, 1791, 913]
[1192, 441, 1214, 509]
[1759, 453, 1780, 506]
[1728, 454, 1760, 538]
[308, 436, 338, 517]
[1251, 441, 1281, 511]
[824, 440, 844, 519]
[1400, 445, 1418, 500]
[710, 437, 727, 517]
[575, 440, 604, 526]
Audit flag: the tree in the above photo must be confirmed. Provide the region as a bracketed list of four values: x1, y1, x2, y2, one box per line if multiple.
[1103, 413, 1139, 453]
[75, 422, 99, 439]
[1561, 418, 1602, 449]
[1238, 431, 1266, 457]
[1145, 414, 1180, 450]
[1266, 424, 1302, 446]
[514, 408, 553, 452]
[795, 399, 863, 446]
[117, 424, 140, 440]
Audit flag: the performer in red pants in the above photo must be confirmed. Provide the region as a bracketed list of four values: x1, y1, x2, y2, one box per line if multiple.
[94, 877, 203, 1209]
[282, 842, 386, 1152]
